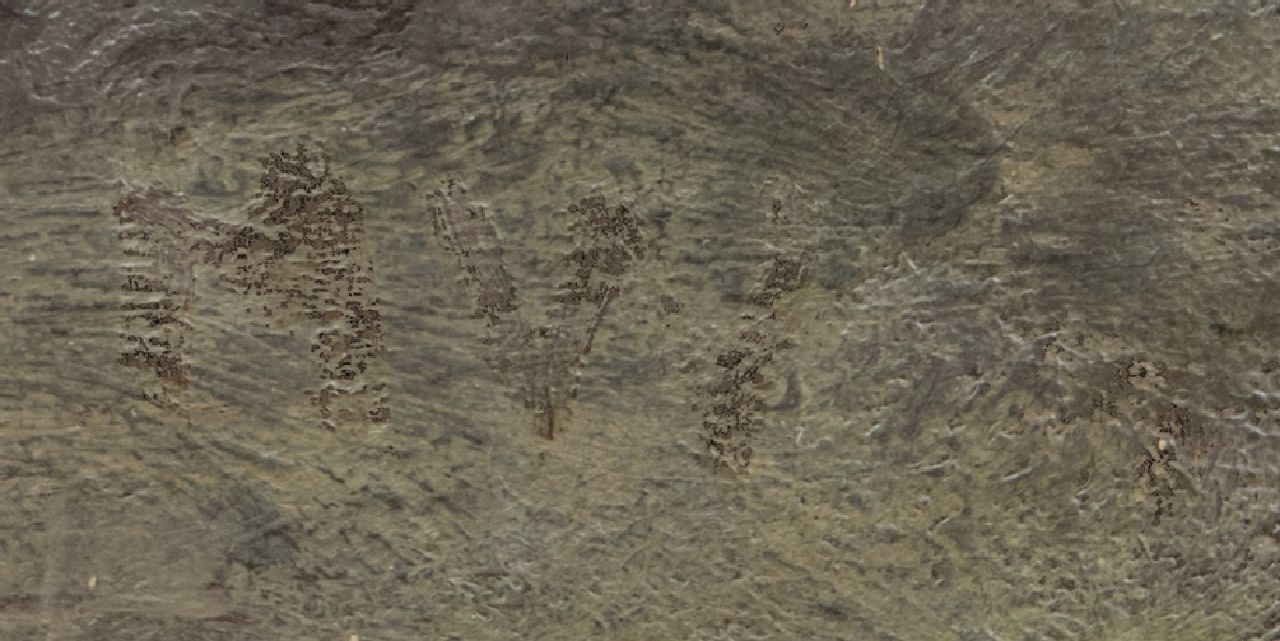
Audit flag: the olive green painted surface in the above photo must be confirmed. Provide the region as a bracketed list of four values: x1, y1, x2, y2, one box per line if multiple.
[1, 1, 1278, 639]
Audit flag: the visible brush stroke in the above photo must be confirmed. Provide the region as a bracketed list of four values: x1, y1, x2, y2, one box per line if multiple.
[114, 190, 233, 396]
[701, 188, 818, 471]
[116, 145, 389, 427]
[430, 184, 646, 438]
[428, 179, 520, 326]
[210, 144, 390, 428]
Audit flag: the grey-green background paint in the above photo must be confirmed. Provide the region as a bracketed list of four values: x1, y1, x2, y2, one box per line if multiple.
[2, 1, 1278, 639]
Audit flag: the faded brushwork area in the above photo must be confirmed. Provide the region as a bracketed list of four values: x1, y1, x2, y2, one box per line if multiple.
[1, 1, 1279, 640]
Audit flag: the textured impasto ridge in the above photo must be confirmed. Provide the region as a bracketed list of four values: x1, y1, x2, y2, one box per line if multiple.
[701, 188, 819, 471]
[430, 183, 647, 438]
